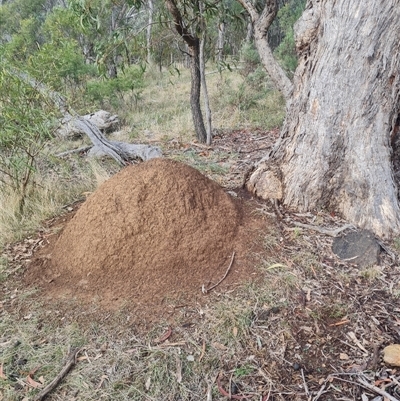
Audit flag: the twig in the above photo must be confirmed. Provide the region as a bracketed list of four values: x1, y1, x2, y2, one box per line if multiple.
[262, 382, 272, 401]
[312, 381, 327, 401]
[189, 142, 212, 150]
[292, 222, 353, 237]
[328, 319, 350, 327]
[156, 341, 186, 348]
[216, 373, 252, 399]
[238, 146, 271, 153]
[55, 146, 92, 158]
[357, 378, 399, 401]
[206, 372, 219, 401]
[34, 347, 82, 401]
[271, 199, 283, 219]
[346, 331, 369, 354]
[199, 340, 206, 362]
[202, 252, 235, 294]
[175, 354, 182, 384]
[254, 135, 270, 141]
[376, 239, 397, 262]
[301, 368, 309, 397]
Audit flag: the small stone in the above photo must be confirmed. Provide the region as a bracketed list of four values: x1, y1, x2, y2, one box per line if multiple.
[383, 344, 400, 366]
[292, 362, 301, 371]
[332, 230, 380, 267]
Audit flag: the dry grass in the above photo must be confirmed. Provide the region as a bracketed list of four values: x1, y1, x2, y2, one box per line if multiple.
[120, 66, 285, 143]
[0, 156, 105, 249]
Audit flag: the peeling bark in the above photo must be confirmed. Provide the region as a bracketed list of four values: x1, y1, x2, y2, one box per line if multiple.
[247, 0, 400, 238]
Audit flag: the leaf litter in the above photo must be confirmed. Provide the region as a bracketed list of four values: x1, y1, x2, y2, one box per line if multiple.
[0, 128, 400, 400]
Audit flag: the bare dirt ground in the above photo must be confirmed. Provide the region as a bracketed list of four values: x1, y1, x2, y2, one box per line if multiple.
[1, 129, 400, 401]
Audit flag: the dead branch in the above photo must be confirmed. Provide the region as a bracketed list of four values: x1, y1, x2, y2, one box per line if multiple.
[357, 377, 399, 401]
[292, 222, 353, 237]
[56, 146, 92, 158]
[33, 347, 82, 401]
[202, 252, 235, 294]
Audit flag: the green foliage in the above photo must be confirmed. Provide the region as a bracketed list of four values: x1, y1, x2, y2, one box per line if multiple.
[0, 62, 57, 205]
[32, 41, 93, 90]
[85, 64, 146, 109]
[238, 42, 262, 82]
[1, 17, 41, 62]
[234, 364, 254, 377]
[274, 0, 306, 75]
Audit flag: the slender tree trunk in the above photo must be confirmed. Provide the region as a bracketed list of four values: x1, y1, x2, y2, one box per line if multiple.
[200, 34, 212, 145]
[164, 0, 208, 143]
[247, 0, 400, 238]
[189, 40, 207, 143]
[216, 21, 225, 62]
[245, 21, 253, 42]
[147, 0, 154, 64]
[238, 0, 293, 100]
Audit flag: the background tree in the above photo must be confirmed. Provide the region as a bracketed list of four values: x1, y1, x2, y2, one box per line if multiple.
[246, 0, 400, 238]
[236, 0, 293, 100]
[164, 0, 209, 143]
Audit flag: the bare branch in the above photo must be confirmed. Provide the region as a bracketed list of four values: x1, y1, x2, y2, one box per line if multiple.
[164, 0, 198, 47]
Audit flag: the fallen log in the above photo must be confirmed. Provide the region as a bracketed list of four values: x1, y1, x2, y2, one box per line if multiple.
[9, 66, 162, 165]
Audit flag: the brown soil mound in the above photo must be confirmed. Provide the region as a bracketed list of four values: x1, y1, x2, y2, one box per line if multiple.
[26, 159, 258, 320]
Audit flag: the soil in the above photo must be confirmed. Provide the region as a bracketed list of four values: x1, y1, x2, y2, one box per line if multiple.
[24, 158, 261, 322]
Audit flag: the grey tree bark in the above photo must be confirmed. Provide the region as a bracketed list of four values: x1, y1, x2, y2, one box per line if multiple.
[200, 34, 212, 145]
[237, 0, 293, 100]
[165, 0, 207, 143]
[216, 21, 225, 62]
[247, 0, 400, 238]
[146, 0, 154, 64]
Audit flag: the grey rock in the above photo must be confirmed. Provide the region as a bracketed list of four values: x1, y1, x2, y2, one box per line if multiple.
[332, 230, 380, 267]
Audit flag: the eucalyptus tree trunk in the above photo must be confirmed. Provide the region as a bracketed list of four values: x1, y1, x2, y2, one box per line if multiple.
[165, 0, 207, 143]
[200, 34, 212, 145]
[238, 0, 293, 100]
[247, 0, 400, 238]
[146, 0, 154, 64]
[189, 39, 207, 143]
[216, 21, 225, 62]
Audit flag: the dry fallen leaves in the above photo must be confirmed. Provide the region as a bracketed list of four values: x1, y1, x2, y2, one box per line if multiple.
[154, 327, 172, 344]
[26, 374, 43, 388]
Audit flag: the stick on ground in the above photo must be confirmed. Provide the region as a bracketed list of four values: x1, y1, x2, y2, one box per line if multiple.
[202, 252, 235, 294]
[34, 347, 82, 401]
[357, 378, 399, 401]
